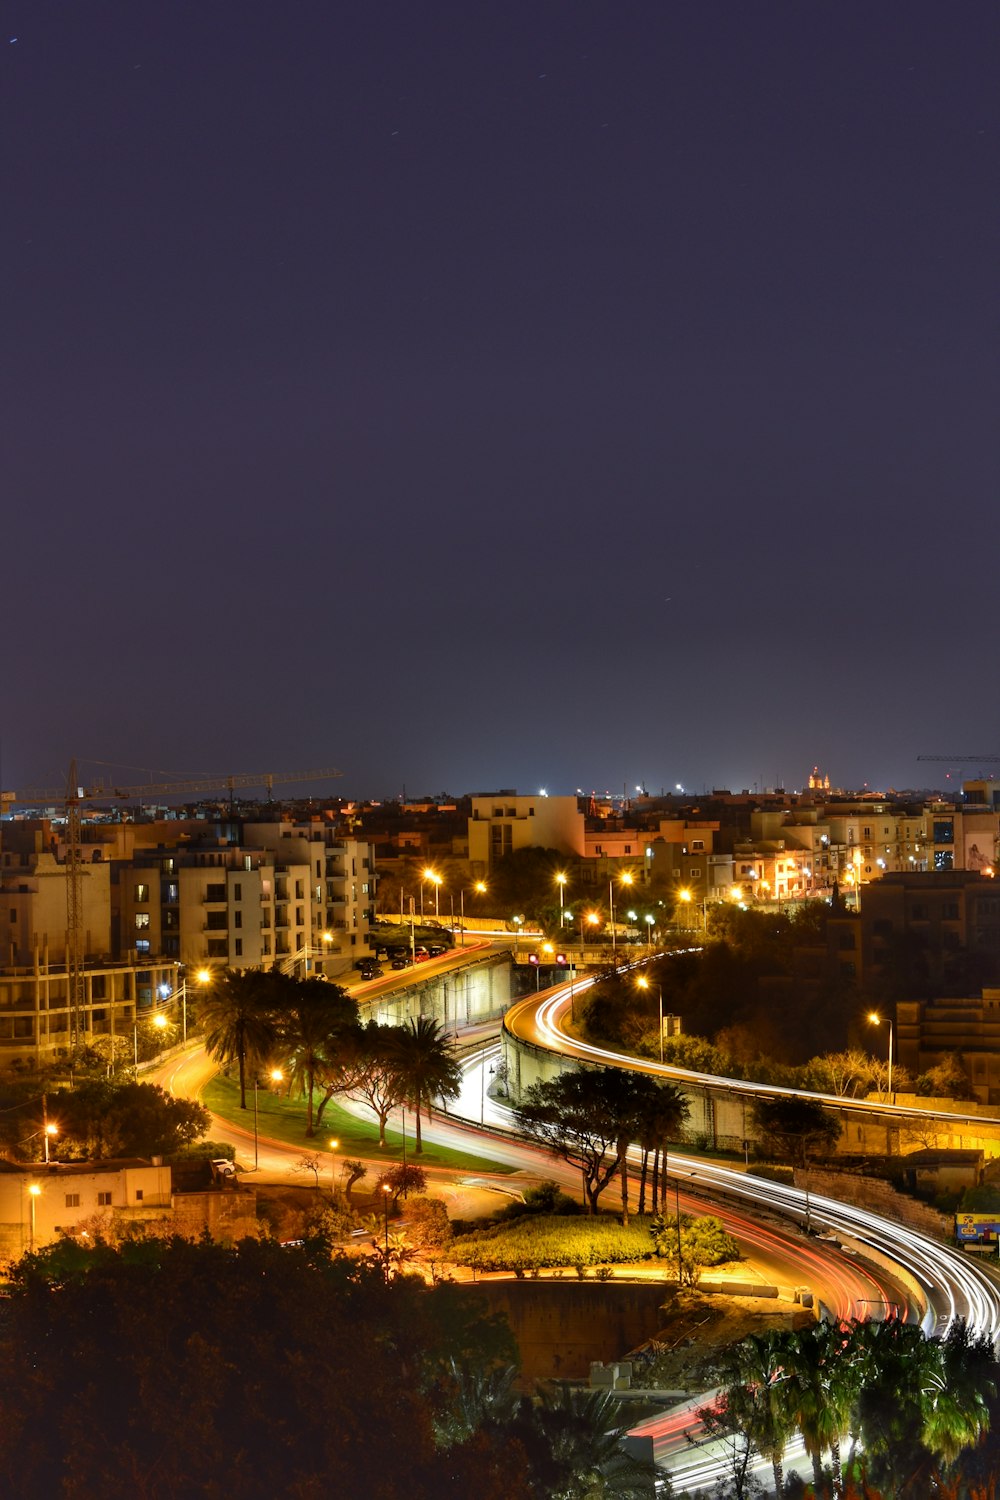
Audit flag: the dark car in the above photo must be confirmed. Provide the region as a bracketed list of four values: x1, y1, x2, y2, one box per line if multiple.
[427, 943, 448, 957]
[358, 964, 383, 980]
[390, 953, 412, 970]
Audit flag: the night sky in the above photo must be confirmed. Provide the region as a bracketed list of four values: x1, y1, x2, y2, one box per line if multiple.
[3, 4, 996, 801]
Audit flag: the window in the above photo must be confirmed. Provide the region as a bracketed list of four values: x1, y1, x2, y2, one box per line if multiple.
[97, 1191, 112, 1206]
[934, 851, 954, 872]
[135, 1190, 144, 1202]
[134, 883, 149, 902]
[135, 912, 150, 930]
[234, 911, 242, 930]
[690, 868, 701, 880]
[164, 882, 179, 904]
[9, 909, 15, 923]
[65, 1193, 80, 1208]
[691, 840, 704, 852]
[206, 912, 227, 930]
[234, 939, 243, 957]
[135, 939, 151, 955]
[234, 882, 242, 901]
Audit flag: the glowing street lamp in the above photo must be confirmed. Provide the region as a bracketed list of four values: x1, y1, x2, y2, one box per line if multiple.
[637, 975, 664, 1064]
[328, 1137, 339, 1195]
[609, 872, 634, 961]
[251, 1067, 285, 1170]
[644, 913, 656, 949]
[421, 867, 442, 921]
[867, 1011, 894, 1099]
[459, 881, 487, 947]
[381, 1182, 392, 1281]
[850, 849, 864, 912]
[27, 1181, 41, 1252]
[555, 872, 568, 929]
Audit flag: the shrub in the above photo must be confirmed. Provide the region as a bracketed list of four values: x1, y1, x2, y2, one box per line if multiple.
[447, 1214, 659, 1273]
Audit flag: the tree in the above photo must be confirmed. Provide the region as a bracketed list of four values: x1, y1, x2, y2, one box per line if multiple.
[782, 1321, 855, 1498]
[0, 1236, 524, 1499]
[51, 1079, 209, 1159]
[267, 972, 358, 1136]
[649, 1211, 738, 1286]
[632, 1077, 690, 1214]
[385, 1016, 461, 1153]
[713, 1330, 799, 1499]
[198, 968, 278, 1110]
[512, 1069, 629, 1215]
[329, 1022, 407, 1147]
[752, 1095, 841, 1166]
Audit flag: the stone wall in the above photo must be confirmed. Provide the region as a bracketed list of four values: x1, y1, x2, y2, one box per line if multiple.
[796, 1166, 951, 1238]
[469, 1281, 671, 1383]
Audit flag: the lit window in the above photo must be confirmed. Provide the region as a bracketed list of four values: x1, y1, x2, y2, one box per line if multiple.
[135, 913, 151, 930]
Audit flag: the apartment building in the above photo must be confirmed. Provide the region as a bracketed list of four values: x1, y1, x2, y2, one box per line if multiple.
[468, 794, 586, 872]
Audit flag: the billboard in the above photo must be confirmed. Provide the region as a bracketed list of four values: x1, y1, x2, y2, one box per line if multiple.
[955, 1213, 1000, 1243]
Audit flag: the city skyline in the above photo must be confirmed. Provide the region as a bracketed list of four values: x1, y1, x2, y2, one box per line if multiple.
[4, 4, 996, 801]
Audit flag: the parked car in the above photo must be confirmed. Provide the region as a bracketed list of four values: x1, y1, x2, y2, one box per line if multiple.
[358, 964, 383, 980]
[390, 954, 412, 970]
[427, 943, 448, 956]
[413, 946, 431, 962]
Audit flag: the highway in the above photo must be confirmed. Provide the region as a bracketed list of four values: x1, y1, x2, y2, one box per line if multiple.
[158, 955, 1000, 1495]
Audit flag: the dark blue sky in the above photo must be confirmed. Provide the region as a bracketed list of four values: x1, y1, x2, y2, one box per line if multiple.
[3, 3, 996, 800]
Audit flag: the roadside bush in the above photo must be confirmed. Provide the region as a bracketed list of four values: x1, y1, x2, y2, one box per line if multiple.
[447, 1214, 659, 1273]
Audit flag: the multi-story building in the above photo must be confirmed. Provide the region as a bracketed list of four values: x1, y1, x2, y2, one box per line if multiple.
[0, 814, 375, 1065]
[897, 989, 1000, 1105]
[468, 794, 585, 873]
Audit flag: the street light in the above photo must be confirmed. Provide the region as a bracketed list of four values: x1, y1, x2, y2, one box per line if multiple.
[328, 1137, 339, 1195]
[868, 1011, 894, 1099]
[609, 872, 634, 961]
[636, 975, 664, 1064]
[252, 1067, 284, 1170]
[851, 849, 864, 912]
[421, 867, 441, 921]
[555, 873, 568, 930]
[27, 1181, 41, 1252]
[381, 1182, 392, 1281]
[644, 913, 655, 949]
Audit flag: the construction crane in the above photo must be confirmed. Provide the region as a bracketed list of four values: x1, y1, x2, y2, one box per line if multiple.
[917, 756, 1000, 764]
[2, 764, 343, 1047]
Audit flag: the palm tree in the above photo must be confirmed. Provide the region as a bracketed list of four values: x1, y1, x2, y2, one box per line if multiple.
[269, 973, 357, 1137]
[384, 1016, 461, 1152]
[634, 1078, 690, 1214]
[529, 1384, 669, 1498]
[198, 968, 277, 1109]
[783, 1321, 854, 1497]
[717, 1330, 798, 1499]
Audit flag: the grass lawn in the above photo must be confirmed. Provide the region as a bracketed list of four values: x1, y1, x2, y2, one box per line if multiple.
[203, 1073, 514, 1174]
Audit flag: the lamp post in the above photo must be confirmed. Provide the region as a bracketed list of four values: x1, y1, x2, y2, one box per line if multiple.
[459, 881, 486, 947]
[849, 849, 864, 912]
[645, 913, 655, 950]
[637, 975, 664, 1064]
[674, 1177, 683, 1285]
[609, 874, 633, 960]
[556, 873, 568, 931]
[381, 1182, 392, 1282]
[252, 1067, 284, 1170]
[328, 1137, 339, 1195]
[868, 1011, 894, 1099]
[28, 1181, 41, 1252]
